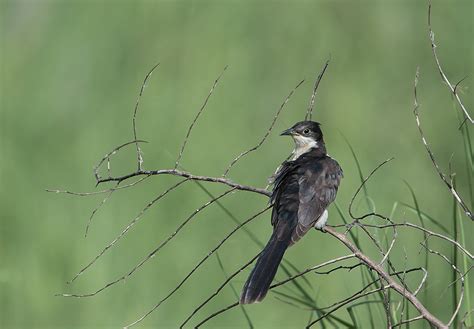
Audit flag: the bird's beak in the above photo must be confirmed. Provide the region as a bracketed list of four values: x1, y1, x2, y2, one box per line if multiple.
[280, 128, 295, 136]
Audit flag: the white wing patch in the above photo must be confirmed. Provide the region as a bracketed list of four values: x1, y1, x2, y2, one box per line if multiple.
[314, 210, 328, 229]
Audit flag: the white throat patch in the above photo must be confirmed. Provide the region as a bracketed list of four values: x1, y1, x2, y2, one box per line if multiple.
[290, 135, 318, 160]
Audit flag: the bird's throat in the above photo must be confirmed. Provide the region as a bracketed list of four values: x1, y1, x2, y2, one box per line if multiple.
[290, 136, 319, 160]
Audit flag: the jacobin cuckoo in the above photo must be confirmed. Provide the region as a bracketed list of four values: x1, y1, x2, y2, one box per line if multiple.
[240, 121, 343, 304]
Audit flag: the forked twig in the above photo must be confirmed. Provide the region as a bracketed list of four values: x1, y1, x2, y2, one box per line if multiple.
[66, 179, 189, 284]
[93, 140, 148, 182]
[122, 207, 269, 327]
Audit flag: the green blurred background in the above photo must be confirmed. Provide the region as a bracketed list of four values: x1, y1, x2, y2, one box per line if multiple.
[1, 0, 473, 328]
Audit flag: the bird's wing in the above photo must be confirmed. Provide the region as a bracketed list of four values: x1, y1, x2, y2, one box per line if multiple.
[270, 160, 299, 227]
[291, 157, 343, 243]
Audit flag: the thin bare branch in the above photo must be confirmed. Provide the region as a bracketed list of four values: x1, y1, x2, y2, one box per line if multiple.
[194, 301, 240, 328]
[132, 63, 160, 171]
[393, 315, 423, 327]
[46, 175, 151, 196]
[363, 222, 473, 260]
[93, 140, 148, 182]
[96, 168, 271, 197]
[270, 254, 356, 290]
[84, 183, 117, 237]
[413, 68, 473, 220]
[427, 0, 472, 124]
[65, 179, 188, 284]
[121, 207, 269, 327]
[313, 262, 363, 275]
[379, 228, 397, 267]
[305, 58, 330, 121]
[174, 66, 228, 169]
[223, 79, 305, 177]
[176, 253, 260, 329]
[348, 157, 394, 222]
[413, 267, 428, 296]
[420, 243, 465, 326]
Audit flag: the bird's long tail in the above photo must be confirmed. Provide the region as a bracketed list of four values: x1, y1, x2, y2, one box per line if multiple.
[240, 233, 289, 304]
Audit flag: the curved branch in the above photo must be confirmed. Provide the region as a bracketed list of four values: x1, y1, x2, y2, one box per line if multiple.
[413, 68, 473, 220]
[427, 0, 472, 124]
[132, 63, 160, 171]
[305, 58, 330, 121]
[175, 66, 228, 169]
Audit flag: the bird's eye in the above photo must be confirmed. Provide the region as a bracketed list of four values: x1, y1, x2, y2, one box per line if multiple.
[303, 129, 310, 134]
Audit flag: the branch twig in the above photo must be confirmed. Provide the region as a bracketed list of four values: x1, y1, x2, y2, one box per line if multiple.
[133, 63, 160, 171]
[175, 66, 228, 169]
[413, 68, 473, 220]
[65, 179, 189, 284]
[305, 59, 330, 121]
[223, 79, 305, 177]
[96, 168, 271, 197]
[427, 0, 472, 125]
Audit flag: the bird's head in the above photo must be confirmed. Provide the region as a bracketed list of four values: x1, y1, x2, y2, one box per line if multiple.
[281, 120, 323, 143]
[280, 121, 325, 159]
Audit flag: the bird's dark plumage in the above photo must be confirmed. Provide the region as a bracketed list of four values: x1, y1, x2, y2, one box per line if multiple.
[240, 121, 343, 304]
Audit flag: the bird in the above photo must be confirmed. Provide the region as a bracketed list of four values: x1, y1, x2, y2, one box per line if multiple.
[240, 120, 343, 304]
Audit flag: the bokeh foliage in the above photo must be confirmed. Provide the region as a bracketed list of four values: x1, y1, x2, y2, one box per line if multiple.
[1, 0, 473, 328]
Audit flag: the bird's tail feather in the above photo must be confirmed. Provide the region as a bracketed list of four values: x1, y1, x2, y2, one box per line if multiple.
[240, 234, 288, 304]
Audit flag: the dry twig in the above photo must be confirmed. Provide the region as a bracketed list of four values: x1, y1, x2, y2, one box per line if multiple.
[175, 66, 228, 169]
[427, 0, 472, 125]
[223, 79, 305, 177]
[305, 59, 330, 121]
[413, 68, 473, 220]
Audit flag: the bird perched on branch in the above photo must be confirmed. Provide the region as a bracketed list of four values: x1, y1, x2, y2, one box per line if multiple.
[240, 120, 343, 304]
